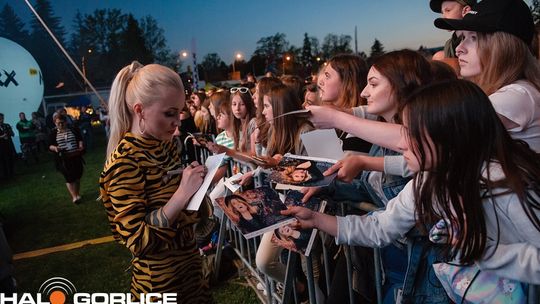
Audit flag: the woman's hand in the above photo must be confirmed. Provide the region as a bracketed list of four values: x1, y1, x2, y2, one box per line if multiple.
[281, 206, 317, 229]
[236, 171, 254, 186]
[301, 187, 321, 203]
[177, 161, 207, 203]
[192, 138, 202, 146]
[255, 154, 282, 168]
[206, 142, 228, 154]
[324, 155, 366, 183]
[306, 105, 341, 129]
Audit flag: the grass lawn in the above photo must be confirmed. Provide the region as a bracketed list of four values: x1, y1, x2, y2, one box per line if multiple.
[0, 129, 259, 303]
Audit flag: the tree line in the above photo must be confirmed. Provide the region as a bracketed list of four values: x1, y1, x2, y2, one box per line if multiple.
[0, 0, 390, 92]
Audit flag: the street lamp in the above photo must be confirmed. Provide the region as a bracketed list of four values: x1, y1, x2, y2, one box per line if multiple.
[81, 48, 92, 92]
[233, 52, 242, 73]
[282, 54, 291, 75]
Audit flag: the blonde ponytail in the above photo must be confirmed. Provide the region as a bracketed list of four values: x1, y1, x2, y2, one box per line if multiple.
[106, 61, 184, 159]
[106, 62, 143, 158]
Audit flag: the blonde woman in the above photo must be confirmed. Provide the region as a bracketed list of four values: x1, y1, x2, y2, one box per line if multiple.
[100, 62, 209, 302]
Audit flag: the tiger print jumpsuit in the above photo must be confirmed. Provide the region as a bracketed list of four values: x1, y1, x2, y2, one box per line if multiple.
[100, 133, 210, 303]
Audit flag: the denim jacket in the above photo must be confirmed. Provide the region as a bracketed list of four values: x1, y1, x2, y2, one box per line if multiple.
[331, 145, 451, 303]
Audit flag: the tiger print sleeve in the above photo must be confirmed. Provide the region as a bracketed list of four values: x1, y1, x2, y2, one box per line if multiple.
[102, 158, 177, 256]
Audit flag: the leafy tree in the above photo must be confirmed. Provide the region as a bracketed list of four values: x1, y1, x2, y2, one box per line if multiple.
[119, 14, 153, 65]
[321, 34, 353, 59]
[70, 9, 126, 55]
[29, 0, 69, 94]
[358, 51, 368, 61]
[310, 36, 320, 57]
[0, 3, 30, 48]
[140, 15, 175, 68]
[247, 54, 267, 77]
[301, 33, 313, 67]
[253, 33, 290, 74]
[69, 9, 127, 86]
[369, 38, 385, 60]
[198, 53, 228, 82]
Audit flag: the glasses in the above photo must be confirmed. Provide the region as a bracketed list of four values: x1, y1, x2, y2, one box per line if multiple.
[230, 87, 251, 94]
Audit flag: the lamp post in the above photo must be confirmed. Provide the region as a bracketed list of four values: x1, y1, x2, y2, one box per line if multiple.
[232, 53, 242, 73]
[81, 48, 92, 92]
[177, 51, 189, 72]
[283, 55, 291, 75]
[232, 52, 242, 80]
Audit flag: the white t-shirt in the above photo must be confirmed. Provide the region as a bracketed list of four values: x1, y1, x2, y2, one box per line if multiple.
[489, 80, 540, 152]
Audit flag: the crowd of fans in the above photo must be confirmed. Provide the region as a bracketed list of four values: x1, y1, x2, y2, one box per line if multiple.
[3, 0, 540, 302]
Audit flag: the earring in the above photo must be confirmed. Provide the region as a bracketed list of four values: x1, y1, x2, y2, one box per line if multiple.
[139, 117, 146, 135]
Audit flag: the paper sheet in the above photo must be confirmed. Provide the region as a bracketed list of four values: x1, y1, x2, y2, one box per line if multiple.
[300, 129, 344, 161]
[186, 153, 226, 210]
[223, 173, 244, 193]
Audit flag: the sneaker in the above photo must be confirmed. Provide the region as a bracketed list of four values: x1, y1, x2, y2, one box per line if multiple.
[73, 196, 82, 205]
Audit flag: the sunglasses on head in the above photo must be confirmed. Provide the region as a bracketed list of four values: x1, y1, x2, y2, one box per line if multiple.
[230, 87, 250, 94]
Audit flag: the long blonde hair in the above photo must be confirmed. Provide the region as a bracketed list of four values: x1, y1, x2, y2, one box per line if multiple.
[473, 32, 540, 95]
[106, 61, 184, 157]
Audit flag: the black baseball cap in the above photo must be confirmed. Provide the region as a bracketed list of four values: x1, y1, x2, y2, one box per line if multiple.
[434, 0, 535, 45]
[430, 0, 477, 13]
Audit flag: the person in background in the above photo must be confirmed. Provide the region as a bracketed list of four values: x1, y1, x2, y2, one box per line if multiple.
[78, 106, 93, 150]
[31, 112, 48, 152]
[49, 114, 84, 204]
[317, 54, 372, 154]
[230, 87, 256, 153]
[435, 0, 540, 151]
[98, 107, 110, 138]
[251, 77, 282, 156]
[0, 113, 16, 181]
[16, 112, 38, 164]
[430, 0, 475, 69]
[302, 83, 321, 108]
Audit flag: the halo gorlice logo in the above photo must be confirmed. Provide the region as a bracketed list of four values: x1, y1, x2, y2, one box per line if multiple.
[0, 277, 75, 304]
[0, 277, 176, 304]
[38, 277, 77, 304]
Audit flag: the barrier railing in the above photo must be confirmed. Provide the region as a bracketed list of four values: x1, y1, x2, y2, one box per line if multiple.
[189, 144, 539, 304]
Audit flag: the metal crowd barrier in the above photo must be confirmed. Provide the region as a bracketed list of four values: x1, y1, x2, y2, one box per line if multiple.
[191, 144, 540, 304]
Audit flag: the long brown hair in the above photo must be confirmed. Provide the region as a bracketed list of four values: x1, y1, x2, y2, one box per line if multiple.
[231, 91, 256, 152]
[265, 84, 313, 156]
[405, 79, 540, 264]
[473, 32, 540, 95]
[255, 77, 282, 148]
[327, 54, 368, 109]
[371, 49, 433, 123]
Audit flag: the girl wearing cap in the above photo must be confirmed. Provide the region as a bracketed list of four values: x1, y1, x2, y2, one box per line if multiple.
[429, 0, 475, 61]
[307, 0, 540, 158]
[435, 0, 540, 152]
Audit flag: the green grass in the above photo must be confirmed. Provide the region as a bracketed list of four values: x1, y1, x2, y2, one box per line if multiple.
[0, 129, 259, 303]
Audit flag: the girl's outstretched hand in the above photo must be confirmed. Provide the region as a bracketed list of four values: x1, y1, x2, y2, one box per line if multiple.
[324, 155, 366, 183]
[306, 105, 339, 129]
[281, 206, 317, 230]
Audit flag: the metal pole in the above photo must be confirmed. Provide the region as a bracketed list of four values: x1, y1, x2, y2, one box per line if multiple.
[22, 0, 107, 109]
